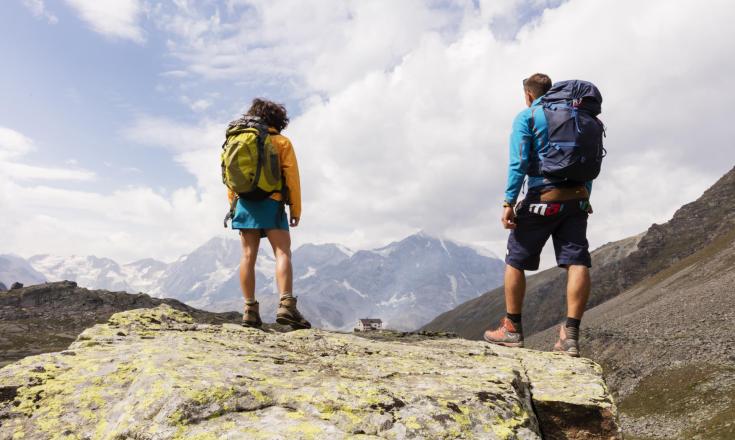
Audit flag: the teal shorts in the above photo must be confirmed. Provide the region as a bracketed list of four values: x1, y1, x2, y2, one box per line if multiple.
[232, 198, 289, 237]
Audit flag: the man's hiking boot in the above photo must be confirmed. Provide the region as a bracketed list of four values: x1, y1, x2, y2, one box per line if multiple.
[553, 324, 580, 357]
[242, 301, 262, 329]
[483, 317, 524, 348]
[276, 296, 311, 330]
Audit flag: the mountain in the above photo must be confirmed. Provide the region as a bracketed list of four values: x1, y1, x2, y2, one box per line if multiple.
[0, 281, 243, 368]
[423, 167, 735, 340]
[527, 166, 735, 439]
[18, 233, 504, 332]
[0, 254, 46, 287]
[0, 304, 622, 439]
[287, 232, 505, 331]
[27, 254, 168, 293]
[163, 232, 504, 331]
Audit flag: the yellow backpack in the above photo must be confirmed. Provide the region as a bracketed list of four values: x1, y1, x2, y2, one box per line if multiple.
[221, 116, 283, 200]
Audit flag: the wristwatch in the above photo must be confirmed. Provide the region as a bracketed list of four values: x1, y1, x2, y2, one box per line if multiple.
[502, 201, 513, 208]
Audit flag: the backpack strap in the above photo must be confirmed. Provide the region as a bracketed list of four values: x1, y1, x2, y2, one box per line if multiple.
[223, 194, 239, 228]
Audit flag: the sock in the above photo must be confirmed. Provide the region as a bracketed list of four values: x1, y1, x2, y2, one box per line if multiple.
[280, 292, 294, 301]
[245, 299, 258, 306]
[565, 317, 581, 329]
[506, 313, 522, 324]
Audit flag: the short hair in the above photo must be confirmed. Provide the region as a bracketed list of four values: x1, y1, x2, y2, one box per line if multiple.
[246, 98, 290, 132]
[523, 73, 552, 99]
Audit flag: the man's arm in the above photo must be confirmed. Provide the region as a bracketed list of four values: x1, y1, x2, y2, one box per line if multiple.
[504, 111, 533, 205]
[502, 110, 533, 229]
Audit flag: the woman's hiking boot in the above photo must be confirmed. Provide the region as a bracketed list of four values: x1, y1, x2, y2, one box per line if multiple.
[553, 324, 580, 357]
[242, 301, 262, 329]
[483, 317, 524, 348]
[276, 296, 311, 330]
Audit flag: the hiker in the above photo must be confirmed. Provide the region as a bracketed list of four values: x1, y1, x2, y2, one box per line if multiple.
[222, 98, 311, 330]
[483, 74, 604, 357]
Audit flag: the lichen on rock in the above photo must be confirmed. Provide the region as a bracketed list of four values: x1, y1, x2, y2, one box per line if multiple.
[0, 305, 621, 439]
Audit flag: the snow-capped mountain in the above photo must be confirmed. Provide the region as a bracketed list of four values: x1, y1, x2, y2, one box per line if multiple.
[14, 232, 504, 331]
[27, 255, 168, 294]
[0, 254, 46, 286]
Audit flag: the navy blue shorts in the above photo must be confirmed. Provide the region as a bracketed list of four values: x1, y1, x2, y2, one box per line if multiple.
[505, 197, 591, 271]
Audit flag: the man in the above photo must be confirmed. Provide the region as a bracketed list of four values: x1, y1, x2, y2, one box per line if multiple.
[484, 73, 594, 357]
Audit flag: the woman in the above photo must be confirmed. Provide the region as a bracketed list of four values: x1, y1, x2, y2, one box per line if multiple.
[227, 98, 310, 330]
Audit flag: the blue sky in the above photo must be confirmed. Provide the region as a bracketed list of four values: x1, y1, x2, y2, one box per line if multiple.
[2, 0, 734, 264]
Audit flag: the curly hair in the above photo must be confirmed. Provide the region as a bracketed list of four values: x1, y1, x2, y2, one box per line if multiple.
[246, 98, 290, 132]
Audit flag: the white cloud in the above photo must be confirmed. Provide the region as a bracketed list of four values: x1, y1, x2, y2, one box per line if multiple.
[147, 0, 735, 264]
[0, 127, 35, 160]
[64, 0, 146, 43]
[22, 0, 59, 24]
[0, 126, 96, 182]
[152, 0, 462, 94]
[5, 0, 735, 269]
[0, 162, 95, 181]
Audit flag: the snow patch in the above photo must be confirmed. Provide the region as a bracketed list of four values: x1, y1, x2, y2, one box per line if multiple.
[439, 239, 451, 257]
[448, 274, 458, 304]
[377, 292, 416, 307]
[299, 266, 317, 280]
[336, 244, 355, 257]
[374, 245, 397, 257]
[341, 280, 367, 298]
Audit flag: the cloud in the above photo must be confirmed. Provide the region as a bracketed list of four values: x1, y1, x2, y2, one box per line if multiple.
[0, 127, 35, 160]
[64, 0, 146, 43]
[5, 0, 735, 269]
[22, 0, 59, 24]
[151, 0, 463, 94]
[0, 127, 222, 262]
[145, 0, 735, 265]
[0, 126, 96, 182]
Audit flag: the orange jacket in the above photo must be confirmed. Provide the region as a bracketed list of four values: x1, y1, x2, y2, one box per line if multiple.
[227, 128, 302, 219]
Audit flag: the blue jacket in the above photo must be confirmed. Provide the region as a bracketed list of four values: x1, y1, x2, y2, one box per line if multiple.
[504, 97, 592, 204]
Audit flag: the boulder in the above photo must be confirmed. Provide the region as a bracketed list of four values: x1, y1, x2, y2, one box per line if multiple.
[0, 305, 621, 439]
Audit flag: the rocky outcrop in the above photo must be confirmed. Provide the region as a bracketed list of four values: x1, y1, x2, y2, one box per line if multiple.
[0, 281, 243, 368]
[0, 282, 6, 292]
[0, 305, 621, 439]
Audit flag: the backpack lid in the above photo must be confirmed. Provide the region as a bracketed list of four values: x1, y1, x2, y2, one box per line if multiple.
[227, 115, 265, 133]
[542, 80, 602, 115]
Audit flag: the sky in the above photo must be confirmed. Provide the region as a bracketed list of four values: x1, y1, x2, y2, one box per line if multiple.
[1, 0, 734, 268]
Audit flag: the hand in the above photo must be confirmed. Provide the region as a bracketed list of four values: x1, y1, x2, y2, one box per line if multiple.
[501, 206, 517, 229]
[290, 216, 300, 227]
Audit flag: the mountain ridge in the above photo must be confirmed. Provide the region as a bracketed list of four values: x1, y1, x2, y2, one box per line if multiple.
[6, 232, 505, 332]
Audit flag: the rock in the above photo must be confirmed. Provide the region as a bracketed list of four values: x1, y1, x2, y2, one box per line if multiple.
[0, 281, 6, 292]
[0, 305, 621, 439]
[9, 282, 23, 290]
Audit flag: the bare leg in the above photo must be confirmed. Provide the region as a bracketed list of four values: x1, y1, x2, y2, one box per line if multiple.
[566, 265, 590, 319]
[265, 229, 293, 296]
[505, 265, 526, 314]
[239, 230, 261, 302]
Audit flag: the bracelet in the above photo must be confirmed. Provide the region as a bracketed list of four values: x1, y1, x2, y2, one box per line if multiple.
[502, 201, 513, 208]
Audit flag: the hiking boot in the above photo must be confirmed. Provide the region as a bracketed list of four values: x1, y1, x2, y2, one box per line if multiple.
[276, 296, 311, 330]
[483, 317, 524, 348]
[242, 301, 262, 328]
[553, 325, 580, 357]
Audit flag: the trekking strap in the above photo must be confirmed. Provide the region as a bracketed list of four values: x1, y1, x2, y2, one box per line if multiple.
[223, 195, 239, 228]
